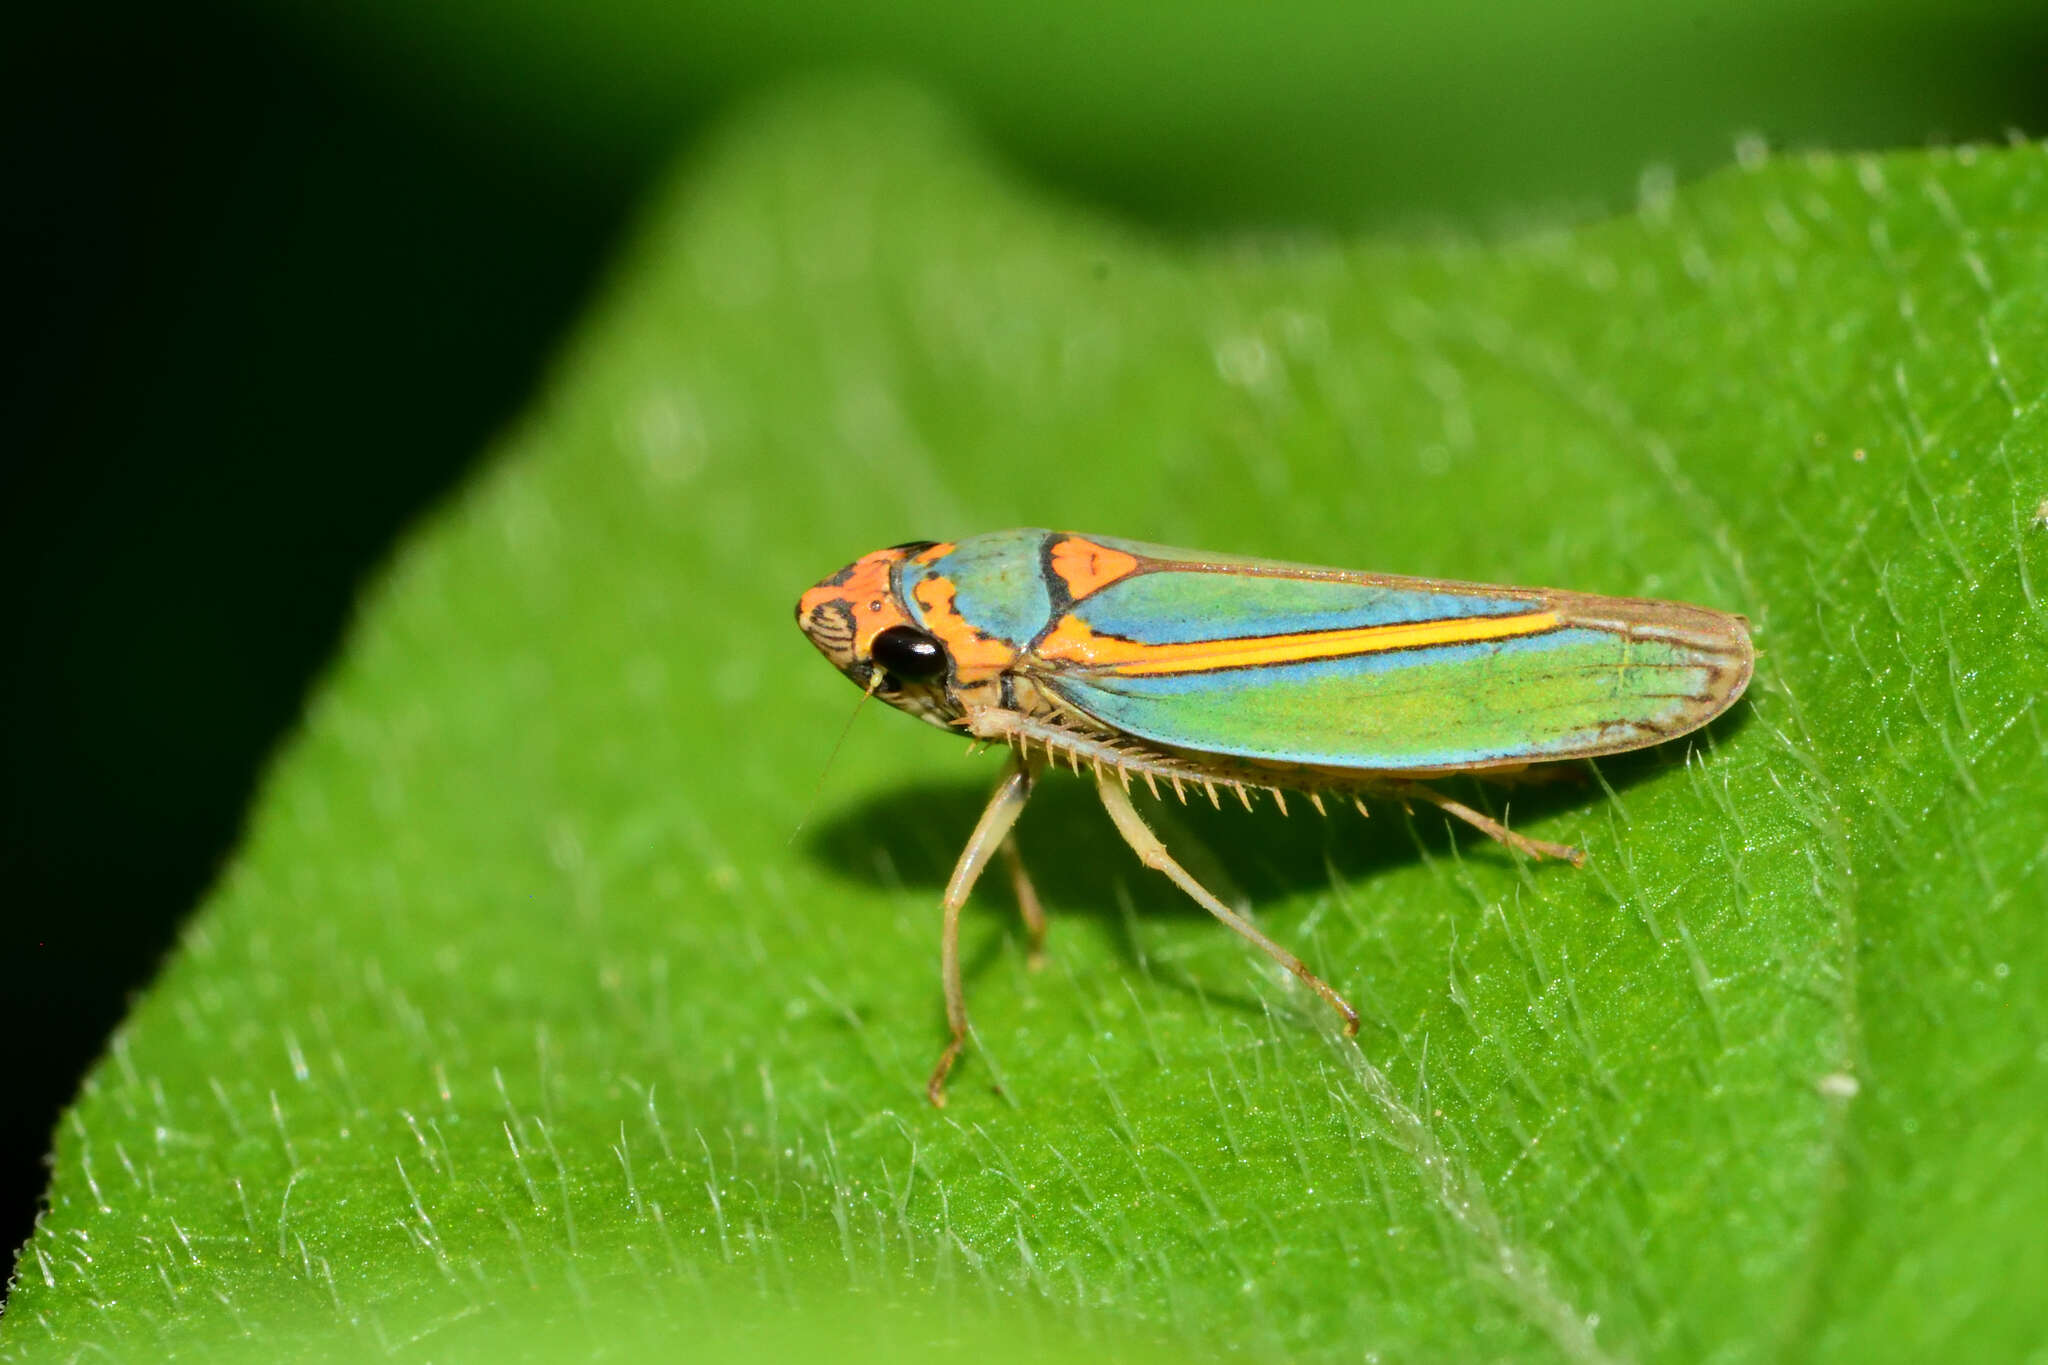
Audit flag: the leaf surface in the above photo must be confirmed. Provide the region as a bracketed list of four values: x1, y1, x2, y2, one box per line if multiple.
[6, 85, 2045, 1363]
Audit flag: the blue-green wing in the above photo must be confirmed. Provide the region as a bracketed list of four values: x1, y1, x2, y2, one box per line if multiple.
[1026, 534, 1753, 772]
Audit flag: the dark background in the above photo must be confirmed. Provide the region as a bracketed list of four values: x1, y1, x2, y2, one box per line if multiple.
[7, 0, 2048, 1275]
[1, 6, 636, 1262]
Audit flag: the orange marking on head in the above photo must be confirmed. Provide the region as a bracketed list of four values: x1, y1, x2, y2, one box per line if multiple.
[912, 575, 1018, 679]
[797, 549, 920, 662]
[1049, 537, 1141, 602]
[1035, 611, 1563, 675]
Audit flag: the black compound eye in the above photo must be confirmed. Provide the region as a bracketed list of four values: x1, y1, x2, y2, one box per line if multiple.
[870, 625, 948, 683]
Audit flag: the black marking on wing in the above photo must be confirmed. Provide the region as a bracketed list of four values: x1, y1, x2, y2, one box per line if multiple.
[1037, 533, 1077, 620]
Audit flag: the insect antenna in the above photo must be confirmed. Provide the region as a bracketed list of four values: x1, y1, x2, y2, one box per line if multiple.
[788, 670, 886, 842]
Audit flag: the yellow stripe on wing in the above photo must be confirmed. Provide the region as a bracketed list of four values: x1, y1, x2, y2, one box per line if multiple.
[1035, 610, 1563, 676]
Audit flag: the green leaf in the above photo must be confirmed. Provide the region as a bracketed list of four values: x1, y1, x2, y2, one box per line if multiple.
[7, 83, 2045, 1362]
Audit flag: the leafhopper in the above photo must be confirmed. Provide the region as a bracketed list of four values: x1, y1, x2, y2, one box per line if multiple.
[797, 531, 1752, 1104]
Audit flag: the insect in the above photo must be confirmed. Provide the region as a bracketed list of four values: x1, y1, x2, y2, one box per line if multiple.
[796, 530, 1753, 1105]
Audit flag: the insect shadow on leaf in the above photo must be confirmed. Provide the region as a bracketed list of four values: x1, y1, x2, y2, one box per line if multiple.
[796, 723, 1733, 1033]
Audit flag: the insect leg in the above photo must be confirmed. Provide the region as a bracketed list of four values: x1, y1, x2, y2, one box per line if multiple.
[1000, 835, 1049, 969]
[930, 758, 1036, 1107]
[1093, 772, 1359, 1036]
[1392, 781, 1585, 866]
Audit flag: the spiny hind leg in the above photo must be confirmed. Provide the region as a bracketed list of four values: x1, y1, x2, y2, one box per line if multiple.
[1093, 771, 1359, 1035]
[1001, 834, 1048, 969]
[1390, 779, 1585, 866]
[929, 759, 1036, 1107]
